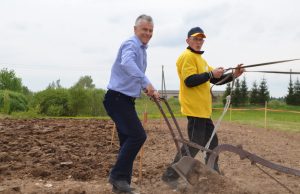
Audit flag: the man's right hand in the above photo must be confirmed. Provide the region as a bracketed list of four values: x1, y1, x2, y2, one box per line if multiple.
[211, 67, 224, 78]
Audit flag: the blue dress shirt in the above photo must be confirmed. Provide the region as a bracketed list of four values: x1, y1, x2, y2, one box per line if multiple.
[107, 35, 151, 97]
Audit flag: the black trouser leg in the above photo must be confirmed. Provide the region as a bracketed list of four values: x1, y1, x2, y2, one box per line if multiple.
[203, 119, 220, 172]
[103, 90, 147, 184]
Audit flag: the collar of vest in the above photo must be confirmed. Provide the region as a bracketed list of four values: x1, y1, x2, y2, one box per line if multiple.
[187, 46, 204, 54]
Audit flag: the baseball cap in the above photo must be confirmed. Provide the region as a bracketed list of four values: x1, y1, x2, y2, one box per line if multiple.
[187, 27, 206, 38]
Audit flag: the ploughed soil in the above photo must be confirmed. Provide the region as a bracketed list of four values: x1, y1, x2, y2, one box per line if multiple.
[0, 118, 299, 194]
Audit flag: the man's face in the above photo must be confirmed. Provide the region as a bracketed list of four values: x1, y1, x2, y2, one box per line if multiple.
[186, 35, 205, 51]
[134, 20, 153, 45]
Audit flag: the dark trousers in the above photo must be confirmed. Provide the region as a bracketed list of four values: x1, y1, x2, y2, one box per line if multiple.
[182, 117, 219, 164]
[103, 90, 147, 184]
[164, 117, 219, 179]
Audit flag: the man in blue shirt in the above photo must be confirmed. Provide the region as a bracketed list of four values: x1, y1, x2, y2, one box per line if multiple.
[103, 14, 159, 193]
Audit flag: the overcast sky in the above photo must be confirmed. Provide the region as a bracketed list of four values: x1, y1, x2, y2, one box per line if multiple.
[1, 0, 300, 97]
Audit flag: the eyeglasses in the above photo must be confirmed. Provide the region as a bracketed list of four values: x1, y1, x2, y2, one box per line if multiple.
[191, 37, 204, 42]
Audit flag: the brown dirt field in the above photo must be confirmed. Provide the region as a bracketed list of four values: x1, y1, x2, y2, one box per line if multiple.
[0, 118, 299, 194]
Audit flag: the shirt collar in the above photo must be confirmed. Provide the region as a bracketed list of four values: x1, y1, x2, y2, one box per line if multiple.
[133, 35, 148, 49]
[187, 46, 204, 54]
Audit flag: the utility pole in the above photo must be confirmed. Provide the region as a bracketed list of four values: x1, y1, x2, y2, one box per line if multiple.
[161, 65, 167, 98]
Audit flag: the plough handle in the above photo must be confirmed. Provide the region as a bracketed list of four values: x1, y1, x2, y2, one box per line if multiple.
[152, 98, 182, 156]
[152, 97, 191, 157]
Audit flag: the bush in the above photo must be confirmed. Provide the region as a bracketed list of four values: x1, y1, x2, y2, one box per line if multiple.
[32, 88, 70, 116]
[0, 90, 28, 114]
[11, 107, 40, 118]
[46, 105, 65, 116]
[268, 100, 285, 109]
[68, 87, 107, 116]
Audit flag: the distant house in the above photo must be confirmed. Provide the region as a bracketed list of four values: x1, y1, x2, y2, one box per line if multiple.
[158, 90, 179, 98]
[158, 90, 224, 101]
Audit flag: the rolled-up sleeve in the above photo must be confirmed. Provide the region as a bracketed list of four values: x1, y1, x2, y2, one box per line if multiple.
[141, 76, 150, 89]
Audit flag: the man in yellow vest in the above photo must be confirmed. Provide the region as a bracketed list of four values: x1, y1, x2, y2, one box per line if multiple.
[162, 26, 244, 185]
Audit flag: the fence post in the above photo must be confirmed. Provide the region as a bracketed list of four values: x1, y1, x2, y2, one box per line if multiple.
[139, 109, 148, 185]
[229, 104, 232, 122]
[264, 101, 268, 129]
[110, 123, 116, 148]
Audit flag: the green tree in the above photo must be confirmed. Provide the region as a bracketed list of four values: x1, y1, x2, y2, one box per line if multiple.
[74, 76, 95, 89]
[222, 83, 231, 105]
[88, 89, 107, 116]
[232, 79, 242, 106]
[257, 77, 270, 104]
[293, 78, 300, 105]
[240, 77, 248, 105]
[250, 81, 259, 104]
[68, 86, 90, 116]
[47, 79, 62, 89]
[285, 74, 295, 105]
[68, 87, 107, 116]
[0, 68, 22, 92]
[31, 76, 107, 117]
[68, 76, 106, 116]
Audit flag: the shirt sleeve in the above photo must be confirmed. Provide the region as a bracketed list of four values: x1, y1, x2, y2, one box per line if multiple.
[210, 73, 233, 85]
[184, 73, 210, 87]
[181, 57, 198, 81]
[120, 41, 151, 89]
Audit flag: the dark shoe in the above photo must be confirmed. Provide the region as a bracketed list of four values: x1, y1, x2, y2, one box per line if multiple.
[112, 185, 134, 194]
[109, 177, 131, 193]
[162, 166, 179, 180]
[161, 167, 179, 189]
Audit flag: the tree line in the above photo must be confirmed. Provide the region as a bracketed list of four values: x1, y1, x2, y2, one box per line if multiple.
[1, 68, 299, 115]
[0, 68, 107, 116]
[222, 76, 300, 106]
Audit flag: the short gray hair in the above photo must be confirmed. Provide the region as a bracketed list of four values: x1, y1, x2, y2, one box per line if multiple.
[135, 14, 153, 26]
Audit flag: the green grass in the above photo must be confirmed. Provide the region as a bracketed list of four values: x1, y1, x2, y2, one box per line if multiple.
[136, 97, 300, 133]
[0, 113, 10, 118]
[211, 108, 300, 132]
[2, 97, 300, 133]
[135, 97, 182, 118]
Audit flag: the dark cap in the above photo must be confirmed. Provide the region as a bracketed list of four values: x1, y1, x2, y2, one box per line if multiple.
[187, 27, 206, 38]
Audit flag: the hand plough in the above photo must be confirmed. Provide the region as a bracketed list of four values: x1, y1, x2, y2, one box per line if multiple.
[153, 97, 300, 186]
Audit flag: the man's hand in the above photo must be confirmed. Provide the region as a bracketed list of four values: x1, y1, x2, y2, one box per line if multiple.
[144, 84, 160, 100]
[211, 67, 224, 78]
[233, 64, 244, 78]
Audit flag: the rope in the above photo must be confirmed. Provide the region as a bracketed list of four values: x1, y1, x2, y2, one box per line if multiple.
[205, 70, 235, 150]
[205, 95, 231, 150]
[254, 164, 295, 194]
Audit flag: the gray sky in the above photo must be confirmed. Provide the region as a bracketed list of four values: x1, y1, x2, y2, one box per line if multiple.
[1, 0, 300, 97]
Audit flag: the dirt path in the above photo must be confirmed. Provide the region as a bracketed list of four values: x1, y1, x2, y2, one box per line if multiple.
[0, 118, 299, 194]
